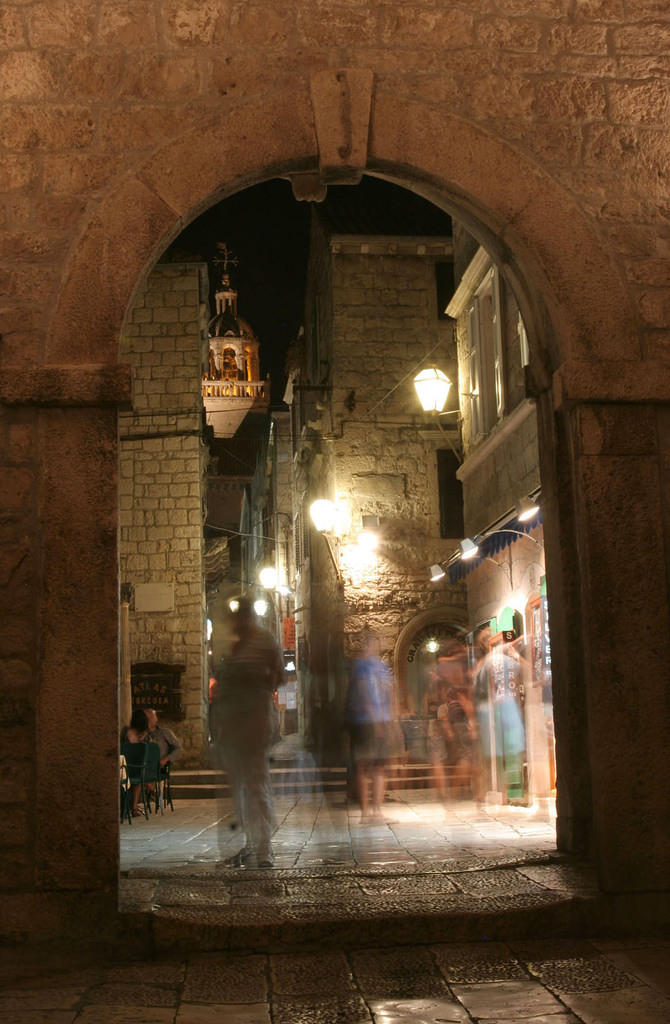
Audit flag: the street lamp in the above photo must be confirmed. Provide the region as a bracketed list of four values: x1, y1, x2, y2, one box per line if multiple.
[413, 367, 451, 413]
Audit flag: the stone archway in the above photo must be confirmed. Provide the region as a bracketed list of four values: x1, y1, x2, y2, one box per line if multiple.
[393, 606, 467, 716]
[36, 81, 653, 919]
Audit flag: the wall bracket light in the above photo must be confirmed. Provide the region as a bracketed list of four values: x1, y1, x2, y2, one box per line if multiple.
[460, 537, 480, 560]
[309, 498, 343, 583]
[516, 495, 540, 522]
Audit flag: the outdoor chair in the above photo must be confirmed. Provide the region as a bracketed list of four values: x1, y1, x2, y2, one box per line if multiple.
[143, 741, 164, 815]
[119, 754, 132, 825]
[120, 741, 150, 820]
[161, 760, 174, 812]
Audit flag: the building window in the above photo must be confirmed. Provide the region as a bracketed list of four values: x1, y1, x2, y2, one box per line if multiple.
[466, 266, 504, 439]
[437, 449, 464, 539]
[295, 507, 310, 570]
[435, 261, 454, 320]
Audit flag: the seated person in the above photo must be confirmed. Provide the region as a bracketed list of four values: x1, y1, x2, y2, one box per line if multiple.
[121, 708, 149, 744]
[144, 708, 183, 772]
[120, 709, 149, 815]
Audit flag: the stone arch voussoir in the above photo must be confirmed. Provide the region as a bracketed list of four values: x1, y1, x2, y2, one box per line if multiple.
[48, 86, 636, 377]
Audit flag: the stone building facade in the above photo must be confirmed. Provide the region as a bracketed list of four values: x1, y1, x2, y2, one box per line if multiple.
[287, 199, 469, 755]
[1, 0, 669, 943]
[119, 263, 210, 763]
[441, 242, 552, 802]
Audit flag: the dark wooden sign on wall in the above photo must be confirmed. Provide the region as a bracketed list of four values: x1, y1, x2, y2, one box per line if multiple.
[131, 662, 185, 720]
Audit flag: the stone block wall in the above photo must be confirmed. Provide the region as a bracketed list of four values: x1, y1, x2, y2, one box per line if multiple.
[119, 263, 209, 762]
[310, 248, 467, 690]
[0, 405, 39, 894]
[1, 0, 670, 933]
[460, 403, 541, 537]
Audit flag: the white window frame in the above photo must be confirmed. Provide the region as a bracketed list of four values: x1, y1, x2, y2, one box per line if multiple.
[467, 266, 505, 440]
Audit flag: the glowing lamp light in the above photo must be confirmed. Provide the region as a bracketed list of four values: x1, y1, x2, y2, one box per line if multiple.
[460, 537, 479, 560]
[517, 496, 540, 522]
[426, 638, 439, 653]
[430, 563, 446, 582]
[358, 530, 378, 552]
[253, 598, 268, 616]
[228, 598, 240, 613]
[309, 498, 336, 533]
[259, 566, 277, 589]
[413, 367, 452, 413]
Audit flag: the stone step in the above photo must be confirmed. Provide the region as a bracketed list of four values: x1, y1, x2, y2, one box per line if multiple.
[170, 763, 438, 799]
[119, 855, 607, 955]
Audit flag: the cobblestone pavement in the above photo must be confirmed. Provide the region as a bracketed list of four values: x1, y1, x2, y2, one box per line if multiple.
[2, 936, 669, 1022]
[121, 791, 559, 874]
[4, 795, 670, 1021]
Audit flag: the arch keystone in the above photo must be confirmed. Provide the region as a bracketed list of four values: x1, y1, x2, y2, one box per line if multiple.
[310, 68, 374, 185]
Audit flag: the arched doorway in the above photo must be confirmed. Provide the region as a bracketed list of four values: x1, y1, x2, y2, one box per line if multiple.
[41, 86, 640, 905]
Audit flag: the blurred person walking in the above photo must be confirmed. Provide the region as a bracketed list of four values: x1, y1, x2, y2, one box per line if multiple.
[434, 639, 477, 799]
[345, 631, 395, 823]
[211, 597, 283, 867]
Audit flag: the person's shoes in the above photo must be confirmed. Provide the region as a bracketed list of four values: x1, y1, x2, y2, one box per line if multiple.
[257, 850, 274, 868]
[224, 847, 252, 868]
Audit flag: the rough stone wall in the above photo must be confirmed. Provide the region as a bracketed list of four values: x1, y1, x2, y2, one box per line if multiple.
[460, 406, 541, 536]
[327, 250, 467, 673]
[1, 0, 669, 933]
[119, 263, 209, 762]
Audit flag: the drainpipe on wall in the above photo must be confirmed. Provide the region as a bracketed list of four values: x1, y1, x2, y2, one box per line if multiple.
[120, 583, 133, 727]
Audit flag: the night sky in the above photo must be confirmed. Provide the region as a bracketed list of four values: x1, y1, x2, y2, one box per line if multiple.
[162, 176, 453, 405]
[162, 179, 310, 405]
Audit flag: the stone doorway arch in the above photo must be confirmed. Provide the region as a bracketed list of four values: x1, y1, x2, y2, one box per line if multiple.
[393, 606, 467, 717]
[36, 81, 646, 916]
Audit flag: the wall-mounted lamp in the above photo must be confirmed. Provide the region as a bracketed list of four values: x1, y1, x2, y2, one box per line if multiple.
[228, 598, 240, 613]
[359, 514, 380, 553]
[309, 498, 336, 533]
[516, 496, 540, 522]
[309, 498, 343, 583]
[430, 563, 446, 582]
[259, 566, 277, 589]
[254, 598, 268, 617]
[460, 537, 480, 560]
[413, 367, 452, 412]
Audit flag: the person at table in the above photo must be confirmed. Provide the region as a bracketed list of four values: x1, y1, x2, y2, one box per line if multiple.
[121, 708, 149, 744]
[144, 707, 183, 771]
[120, 709, 149, 816]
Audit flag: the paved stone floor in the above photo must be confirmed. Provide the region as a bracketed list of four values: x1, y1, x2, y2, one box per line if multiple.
[120, 791, 559, 873]
[2, 936, 670, 1022]
[4, 795, 669, 1021]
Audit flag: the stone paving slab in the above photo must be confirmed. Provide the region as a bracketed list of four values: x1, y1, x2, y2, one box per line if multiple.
[2, 939, 670, 1023]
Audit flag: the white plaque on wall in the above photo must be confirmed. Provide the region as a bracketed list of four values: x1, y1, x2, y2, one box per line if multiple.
[134, 583, 175, 613]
